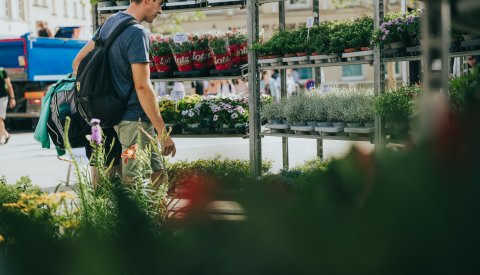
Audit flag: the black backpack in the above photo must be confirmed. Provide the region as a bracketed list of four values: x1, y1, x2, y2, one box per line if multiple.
[46, 77, 90, 150]
[76, 18, 137, 128]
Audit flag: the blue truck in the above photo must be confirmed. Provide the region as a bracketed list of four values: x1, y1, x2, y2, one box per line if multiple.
[0, 31, 87, 125]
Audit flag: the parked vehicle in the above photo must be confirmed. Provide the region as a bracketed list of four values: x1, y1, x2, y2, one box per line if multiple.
[0, 31, 87, 127]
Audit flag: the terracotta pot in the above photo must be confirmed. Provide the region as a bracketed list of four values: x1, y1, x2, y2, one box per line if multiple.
[153, 54, 173, 72]
[311, 52, 318, 56]
[173, 52, 193, 72]
[284, 53, 296, 57]
[360, 47, 371, 51]
[296, 52, 307, 57]
[259, 55, 269, 60]
[212, 51, 232, 71]
[343, 47, 359, 53]
[266, 55, 280, 59]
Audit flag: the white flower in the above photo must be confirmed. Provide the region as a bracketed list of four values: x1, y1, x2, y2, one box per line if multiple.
[195, 103, 201, 108]
[182, 110, 188, 115]
[213, 115, 219, 121]
[227, 109, 233, 113]
[188, 111, 194, 117]
[231, 113, 238, 119]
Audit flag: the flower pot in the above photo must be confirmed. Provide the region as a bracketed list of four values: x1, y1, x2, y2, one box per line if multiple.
[115, 0, 129, 6]
[383, 43, 391, 50]
[360, 47, 372, 51]
[317, 121, 330, 127]
[346, 122, 363, 128]
[268, 119, 282, 125]
[173, 52, 193, 72]
[296, 52, 307, 57]
[306, 121, 317, 126]
[332, 122, 346, 127]
[311, 52, 318, 56]
[291, 121, 306, 126]
[344, 48, 359, 53]
[390, 41, 406, 49]
[212, 51, 232, 71]
[284, 53, 296, 58]
[266, 55, 281, 59]
[98, 1, 115, 8]
[240, 42, 248, 64]
[259, 55, 269, 60]
[192, 49, 210, 70]
[364, 122, 374, 128]
[149, 58, 157, 73]
[229, 44, 242, 66]
[154, 54, 173, 72]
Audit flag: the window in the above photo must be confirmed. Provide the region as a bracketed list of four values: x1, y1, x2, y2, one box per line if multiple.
[5, 0, 12, 18]
[52, 0, 56, 15]
[342, 65, 364, 80]
[81, 2, 86, 19]
[74, 2, 78, 18]
[63, 0, 68, 17]
[19, 0, 26, 20]
[286, 0, 311, 10]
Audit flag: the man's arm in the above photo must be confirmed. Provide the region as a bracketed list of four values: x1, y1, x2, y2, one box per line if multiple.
[72, 40, 95, 74]
[131, 63, 176, 157]
[5, 77, 16, 109]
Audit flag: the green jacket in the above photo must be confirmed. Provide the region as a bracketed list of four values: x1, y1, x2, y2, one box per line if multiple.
[33, 78, 76, 156]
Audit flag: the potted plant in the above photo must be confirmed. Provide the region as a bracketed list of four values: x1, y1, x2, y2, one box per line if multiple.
[192, 33, 212, 70]
[285, 94, 309, 126]
[310, 94, 329, 126]
[169, 35, 193, 72]
[208, 33, 232, 71]
[227, 31, 248, 66]
[261, 101, 285, 124]
[150, 35, 174, 73]
[181, 106, 202, 129]
[158, 98, 180, 128]
[374, 85, 422, 137]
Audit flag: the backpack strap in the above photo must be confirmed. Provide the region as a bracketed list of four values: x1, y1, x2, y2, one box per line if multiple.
[100, 18, 138, 50]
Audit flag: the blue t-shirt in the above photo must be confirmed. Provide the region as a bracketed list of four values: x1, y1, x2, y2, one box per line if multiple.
[95, 12, 150, 122]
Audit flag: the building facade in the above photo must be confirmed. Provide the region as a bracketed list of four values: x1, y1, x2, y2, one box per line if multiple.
[0, 0, 92, 38]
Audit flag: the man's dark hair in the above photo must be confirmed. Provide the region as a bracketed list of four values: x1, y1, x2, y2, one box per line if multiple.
[131, 0, 160, 3]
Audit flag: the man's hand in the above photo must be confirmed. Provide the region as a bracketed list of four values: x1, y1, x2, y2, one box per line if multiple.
[8, 98, 16, 109]
[161, 136, 176, 157]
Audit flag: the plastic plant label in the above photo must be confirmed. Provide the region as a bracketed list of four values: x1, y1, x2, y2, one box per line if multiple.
[321, 84, 330, 93]
[171, 90, 185, 101]
[173, 33, 188, 44]
[306, 17, 314, 28]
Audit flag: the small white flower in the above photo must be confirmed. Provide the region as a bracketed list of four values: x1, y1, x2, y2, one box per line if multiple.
[188, 111, 194, 117]
[213, 115, 219, 121]
[231, 113, 238, 119]
[227, 109, 233, 113]
[182, 110, 188, 115]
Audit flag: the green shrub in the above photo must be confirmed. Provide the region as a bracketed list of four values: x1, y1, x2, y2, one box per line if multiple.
[166, 156, 272, 190]
[285, 94, 311, 123]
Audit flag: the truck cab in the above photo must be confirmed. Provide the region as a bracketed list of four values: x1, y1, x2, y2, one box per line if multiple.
[0, 31, 87, 127]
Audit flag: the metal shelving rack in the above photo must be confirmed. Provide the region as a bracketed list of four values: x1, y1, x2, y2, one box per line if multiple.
[95, 0, 478, 180]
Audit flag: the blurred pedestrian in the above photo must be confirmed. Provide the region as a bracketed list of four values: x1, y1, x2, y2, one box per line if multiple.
[37, 21, 52, 38]
[0, 67, 16, 144]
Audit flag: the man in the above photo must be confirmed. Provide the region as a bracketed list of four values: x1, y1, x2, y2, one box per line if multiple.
[0, 68, 16, 144]
[37, 21, 52, 38]
[467, 55, 478, 71]
[73, 0, 175, 183]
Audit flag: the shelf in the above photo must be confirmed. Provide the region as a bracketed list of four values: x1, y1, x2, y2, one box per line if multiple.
[171, 134, 247, 138]
[259, 59, 371, 70]
[151, 65, 248, 82]
[381, 49, 480, 63]
[261, 132, 372, 142]
[97, 0, 245, 15]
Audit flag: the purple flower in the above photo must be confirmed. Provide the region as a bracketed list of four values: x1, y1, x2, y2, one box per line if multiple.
[90, 118, 100, 126]
[397, 27, 402, 31]
[382, 35, 387, 41]
[91, 124, 102, 145]
[385, 30, 390, 35]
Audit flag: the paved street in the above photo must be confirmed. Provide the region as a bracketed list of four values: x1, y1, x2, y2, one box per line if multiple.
[0, 132, 373, 190]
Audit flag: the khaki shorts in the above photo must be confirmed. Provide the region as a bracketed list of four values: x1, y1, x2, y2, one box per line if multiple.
[0, 96, 7, 119]
[114, 120, 164, 178]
